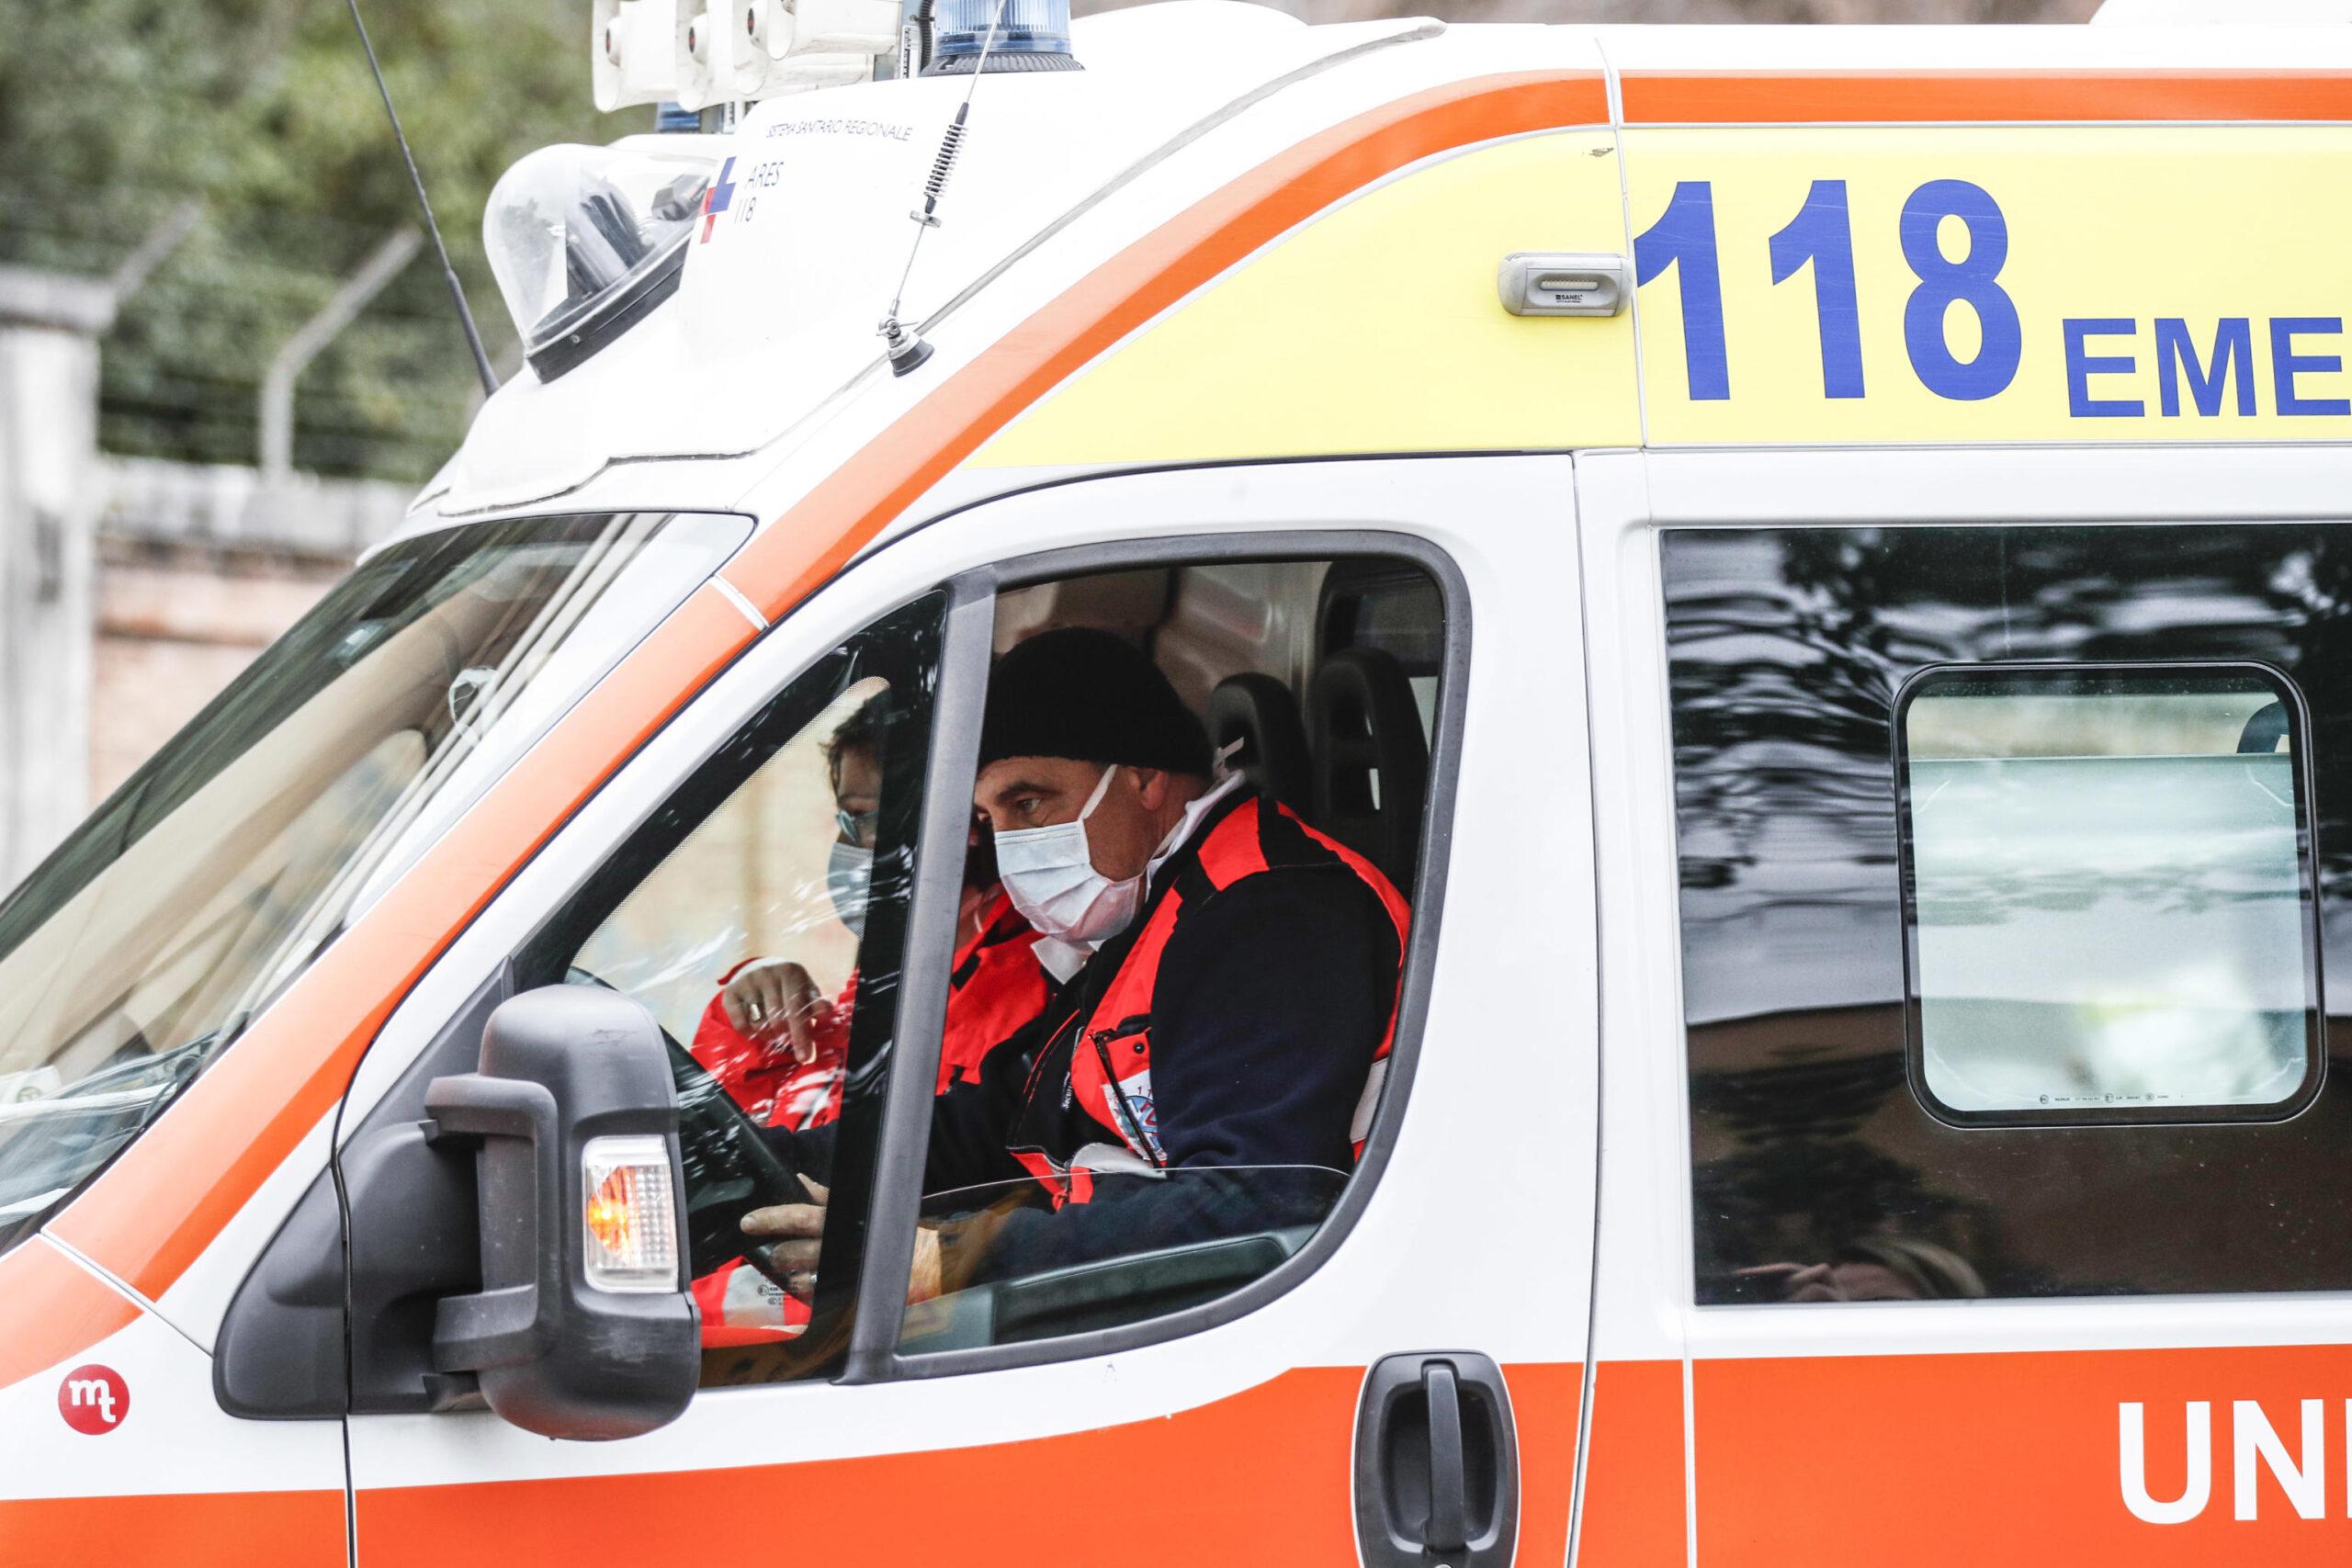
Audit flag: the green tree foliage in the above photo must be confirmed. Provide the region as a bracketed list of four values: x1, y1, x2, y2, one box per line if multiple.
[0, 0, 616, 479]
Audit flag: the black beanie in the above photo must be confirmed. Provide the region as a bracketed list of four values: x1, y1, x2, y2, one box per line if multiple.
[978, 627, 1213, 776]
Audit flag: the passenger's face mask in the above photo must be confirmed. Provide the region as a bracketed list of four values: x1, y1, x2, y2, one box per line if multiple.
[826, 839, 874, 940]
[993, 764, 1143, 947]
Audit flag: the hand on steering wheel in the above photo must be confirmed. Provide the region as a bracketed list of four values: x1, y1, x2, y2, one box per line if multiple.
[741, 1179, 830, 1300]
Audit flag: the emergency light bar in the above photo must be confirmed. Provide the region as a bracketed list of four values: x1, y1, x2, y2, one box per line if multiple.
[593, 0, 899, 111]
[926, 0, 1077, 73]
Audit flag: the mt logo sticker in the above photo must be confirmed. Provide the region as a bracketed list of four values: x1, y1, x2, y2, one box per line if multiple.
[58, 1363, 129, 1434]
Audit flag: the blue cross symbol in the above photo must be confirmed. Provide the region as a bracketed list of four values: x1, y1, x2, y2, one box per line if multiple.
[701, 157, 738, 243]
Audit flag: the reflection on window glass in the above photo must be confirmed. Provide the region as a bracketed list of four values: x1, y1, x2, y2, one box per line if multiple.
[575, 679, 884, 1055]
[899, 1168, 1345, 1352]
[1899, 667, 2319, 1120]
[0, 511, 744, 1256]
[530, 593, 945, 1387]
[571, 679, 908, 1373]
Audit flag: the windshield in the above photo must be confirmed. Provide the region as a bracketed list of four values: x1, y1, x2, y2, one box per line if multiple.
[0, 510, 747, 1252]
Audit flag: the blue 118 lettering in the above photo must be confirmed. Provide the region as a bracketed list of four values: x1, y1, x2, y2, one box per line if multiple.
[1635, 176, 2020, 403]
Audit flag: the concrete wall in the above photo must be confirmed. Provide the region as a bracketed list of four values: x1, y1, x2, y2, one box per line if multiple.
[0, 269, 108, 885]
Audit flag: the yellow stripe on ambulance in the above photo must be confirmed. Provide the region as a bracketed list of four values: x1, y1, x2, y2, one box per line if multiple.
[976, 131, 1639, 468]
[985, 123, 2352, 465]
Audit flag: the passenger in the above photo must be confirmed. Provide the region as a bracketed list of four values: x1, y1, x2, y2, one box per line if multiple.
[689, 695, 1053, 1343]
[743, 627, 1409, 1303]
[689, 696, 1051, 1129]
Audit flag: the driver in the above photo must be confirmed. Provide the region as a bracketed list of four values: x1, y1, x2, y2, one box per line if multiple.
[742, 627, 1409, 1303]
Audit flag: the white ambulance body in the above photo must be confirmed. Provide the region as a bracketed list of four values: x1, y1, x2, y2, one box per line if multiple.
[6, 3, 2352, 1562]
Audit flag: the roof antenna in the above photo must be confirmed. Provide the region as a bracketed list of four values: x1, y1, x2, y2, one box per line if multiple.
[876, 0, 1012, 377]
[344, 0, 500, 396]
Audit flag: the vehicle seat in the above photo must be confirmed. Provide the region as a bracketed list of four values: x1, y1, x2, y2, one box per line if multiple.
[2238, 700, 2290, 754]
[1208, 672, 1311, 815]
[1308, 648, 1428, 897]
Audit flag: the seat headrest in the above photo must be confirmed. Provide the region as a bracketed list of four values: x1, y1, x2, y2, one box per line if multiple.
[1307, 647, 1429, 897]
[2238, 700, 2290, 755]
[1207, 672, 1311, 815]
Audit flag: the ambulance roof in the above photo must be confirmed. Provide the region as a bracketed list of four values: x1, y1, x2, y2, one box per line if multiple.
[414, 4, 2352, 528]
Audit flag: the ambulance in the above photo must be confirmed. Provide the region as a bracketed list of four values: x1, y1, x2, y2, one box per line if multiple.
[10, 0, 2352, 1558]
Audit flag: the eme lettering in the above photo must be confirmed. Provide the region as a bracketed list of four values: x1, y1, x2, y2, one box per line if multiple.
[2065, 316, 2351, 420]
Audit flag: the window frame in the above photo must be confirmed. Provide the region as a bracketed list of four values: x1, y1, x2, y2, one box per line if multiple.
[1890, 658, 2328, 1132]
[853, 528, 1471, 1384]
[494, 526, 1467, 1387]
[513, 588, 955, 1386]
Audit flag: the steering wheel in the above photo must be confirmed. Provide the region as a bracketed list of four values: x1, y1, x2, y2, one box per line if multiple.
[669, 1036, 816, 1290]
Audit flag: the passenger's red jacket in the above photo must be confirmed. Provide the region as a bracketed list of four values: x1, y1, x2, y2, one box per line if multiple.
[689, 886, 1048, 1344]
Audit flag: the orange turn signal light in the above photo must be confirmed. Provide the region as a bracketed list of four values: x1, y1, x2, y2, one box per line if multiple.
[580, 1134, 679, 1292]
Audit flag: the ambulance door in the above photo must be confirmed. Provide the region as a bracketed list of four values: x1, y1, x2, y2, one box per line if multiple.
[1580, 444, 2352, 1565]
[335, 455, 1597, 1568]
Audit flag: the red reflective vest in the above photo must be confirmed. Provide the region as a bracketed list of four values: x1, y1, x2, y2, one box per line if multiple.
[1014, 795, 1410, 1206]
[690, 885, 1048, 1345]
[689, 885, 1047, 1128]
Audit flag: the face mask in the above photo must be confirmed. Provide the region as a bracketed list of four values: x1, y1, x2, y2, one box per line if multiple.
[994, 765, 1143, 947]
[826, 840, 873, 939]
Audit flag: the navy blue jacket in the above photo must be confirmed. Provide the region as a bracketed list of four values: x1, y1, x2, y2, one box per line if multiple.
[780, 788, 1401, 1287]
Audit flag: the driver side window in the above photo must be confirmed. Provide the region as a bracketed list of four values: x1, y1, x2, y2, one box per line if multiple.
[518, 547, 1451, 1384]
[516, 592, 944, 1387]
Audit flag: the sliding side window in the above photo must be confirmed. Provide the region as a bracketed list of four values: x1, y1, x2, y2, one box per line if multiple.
[1895, 664, 2322, 1126]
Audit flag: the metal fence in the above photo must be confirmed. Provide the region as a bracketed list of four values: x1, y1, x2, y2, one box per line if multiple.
[0, 172, 507, 486]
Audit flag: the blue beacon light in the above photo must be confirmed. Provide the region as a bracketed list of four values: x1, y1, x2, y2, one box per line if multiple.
[922, 0, 1079, 74]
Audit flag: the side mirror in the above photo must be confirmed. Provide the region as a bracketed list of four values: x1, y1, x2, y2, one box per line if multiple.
[424, 985, 696, 1439]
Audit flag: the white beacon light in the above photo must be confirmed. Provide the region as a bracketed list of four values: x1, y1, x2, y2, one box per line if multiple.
[483, 141, 718, 381]
[581, 1133, 681, 1292]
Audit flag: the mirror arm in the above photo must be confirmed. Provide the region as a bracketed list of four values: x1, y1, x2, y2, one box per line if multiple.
[424, 1074, 560, 1373]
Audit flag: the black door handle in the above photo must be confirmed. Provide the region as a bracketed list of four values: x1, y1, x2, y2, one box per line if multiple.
[1353, 1351, 1519, 1568]
[1422, 1362, 1469, 1552]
